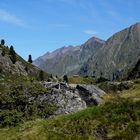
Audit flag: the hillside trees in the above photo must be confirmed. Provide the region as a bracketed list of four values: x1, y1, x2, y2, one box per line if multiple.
[28, 54, 33, 63]
[1, 39, 5, 45]
[63, 75, 68, 83]
[9, 46, 16, 64]
[1, 49, 5, 56]
[39, 70, 44, 81]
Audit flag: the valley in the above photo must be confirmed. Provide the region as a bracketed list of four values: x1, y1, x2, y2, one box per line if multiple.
[0, 22, 140, 140]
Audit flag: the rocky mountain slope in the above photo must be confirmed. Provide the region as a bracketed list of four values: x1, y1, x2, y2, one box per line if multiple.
[79, 23, 140, 80]
[0, 43, 106, 127]
[0, 43, 57, 126]
[33, 37, 105, 76]
[0, 45, 40, 78]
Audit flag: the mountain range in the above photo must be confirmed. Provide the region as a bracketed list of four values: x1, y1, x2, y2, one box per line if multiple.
[34, 23, 140, 80]
[33, 37, 105, 76]
[1, 23, 140, 140]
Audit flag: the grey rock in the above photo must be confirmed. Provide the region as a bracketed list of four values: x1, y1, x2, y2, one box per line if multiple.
[39, 82, 106, 115]
[76, 84, 106, 106]
[38, 88, 87, 115]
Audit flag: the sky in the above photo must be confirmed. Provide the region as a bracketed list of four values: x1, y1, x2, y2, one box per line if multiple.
[0, 0, 140, 60]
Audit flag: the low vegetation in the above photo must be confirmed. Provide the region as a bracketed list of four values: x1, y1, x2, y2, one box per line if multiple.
[0, 42, 56, 128]
[0, 79, 140, 140]
[0, 75, 56, 127]
[69, 76, 96, 84]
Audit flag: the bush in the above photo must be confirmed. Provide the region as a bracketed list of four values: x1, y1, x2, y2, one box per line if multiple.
[0, 110, 23, 127]
[0, 81, 56, 127]
[96, 77, 109, 83]
[63, 75, 68, 83]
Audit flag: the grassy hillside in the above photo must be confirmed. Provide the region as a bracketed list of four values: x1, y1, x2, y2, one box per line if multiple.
[0, 44, 49, 79]
[1, 79, 140, 140]
[0, 43, 56, 128]
[68, 76, 96, 84]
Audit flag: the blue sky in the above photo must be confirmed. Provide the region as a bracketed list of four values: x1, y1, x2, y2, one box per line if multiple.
[0, 0, 140, 60]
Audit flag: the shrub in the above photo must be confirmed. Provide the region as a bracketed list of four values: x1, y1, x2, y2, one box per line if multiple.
[63, 75, 68, 83]
[0, 110, 23, 127]
[96, 77, 109, 83]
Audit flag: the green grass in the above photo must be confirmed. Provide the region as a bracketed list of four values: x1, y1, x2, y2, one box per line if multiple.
[69, 76, 96, 84]
[0, 82, 140, 140]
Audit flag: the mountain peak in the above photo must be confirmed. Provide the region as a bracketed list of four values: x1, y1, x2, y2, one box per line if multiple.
[33, 36, 104, 76]
[79, 22, 140, 80]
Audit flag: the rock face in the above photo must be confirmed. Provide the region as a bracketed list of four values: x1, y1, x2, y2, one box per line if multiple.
[39, 88, 87, 115]
[33, 37, 105, 76]
[40, 82, 106, 115]
[76, 84, 106, 106]
[127, 58, 140, 79]
[79, 23, 140, 80]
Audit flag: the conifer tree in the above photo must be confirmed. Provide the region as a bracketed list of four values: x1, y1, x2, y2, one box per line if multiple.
[63, 75, 68, 83]
[9, 46, 16, 64]
[1, 49, 5, 56]
[28, 54, 33, 63]
[39, 70, 44, 81]
[1, 39, 5, 45]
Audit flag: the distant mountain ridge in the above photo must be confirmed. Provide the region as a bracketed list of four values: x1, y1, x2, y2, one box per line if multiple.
[34, 23, 140, 80]
[33, 37, 105, 76]
[80, 23, 140, 80]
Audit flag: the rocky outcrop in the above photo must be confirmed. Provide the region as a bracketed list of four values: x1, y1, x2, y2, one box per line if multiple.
[76, 84, 106, 106]
[39, 88, 87, 115]
[0, 44, 40, 77]
[40, 82, 106, 115]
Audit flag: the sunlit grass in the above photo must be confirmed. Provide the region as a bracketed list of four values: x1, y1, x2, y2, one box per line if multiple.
[0, 79, 140, 140]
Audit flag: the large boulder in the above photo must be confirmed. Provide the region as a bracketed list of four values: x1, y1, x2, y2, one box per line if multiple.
[76, 84, 106, 106]
[40, 82, 106, 115]
[38, 88, 87, 115]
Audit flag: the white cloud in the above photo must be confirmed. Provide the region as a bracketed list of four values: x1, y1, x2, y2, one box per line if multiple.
[84, 30, 98, 35]
[0, 9, 25, 27]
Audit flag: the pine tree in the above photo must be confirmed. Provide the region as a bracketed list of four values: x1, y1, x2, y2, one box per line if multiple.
[63, 75, 68, 83]
[39, 70, 44, 81]
[9, 46, 16, 64]
[28, 55, 33, 63]
[1, 39, 5, 45]
[1, 49, 5, 56]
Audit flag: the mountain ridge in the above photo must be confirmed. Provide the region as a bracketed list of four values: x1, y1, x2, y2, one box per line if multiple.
[79, 22, 140, 80]
[34, 22, 140, 80]
[33, 36, 105, 76]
